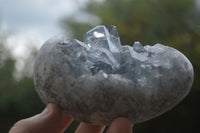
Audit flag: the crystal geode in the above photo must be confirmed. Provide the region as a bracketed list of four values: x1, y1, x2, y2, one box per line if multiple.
[34, 25, 194, 125]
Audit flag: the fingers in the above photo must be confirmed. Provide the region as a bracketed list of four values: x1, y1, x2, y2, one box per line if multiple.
[9, 104, 73, 133]
[106, 117, 133, 133]
[75, 123, 105, 133]
[75, 117, 132, 133]
[9, 103, 132, 133]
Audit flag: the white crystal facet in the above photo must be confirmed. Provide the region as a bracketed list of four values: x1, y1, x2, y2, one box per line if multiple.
[93, 31, 105, 38]
[104, 26, 120, 53]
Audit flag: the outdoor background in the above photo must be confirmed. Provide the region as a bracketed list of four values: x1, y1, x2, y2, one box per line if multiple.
[0, 0, 200, 132]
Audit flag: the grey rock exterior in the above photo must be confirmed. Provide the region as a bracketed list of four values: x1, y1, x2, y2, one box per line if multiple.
[34, 25, 194, 125]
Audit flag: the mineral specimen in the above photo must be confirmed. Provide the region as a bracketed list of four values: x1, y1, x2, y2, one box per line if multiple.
[34, 25, 194, 125]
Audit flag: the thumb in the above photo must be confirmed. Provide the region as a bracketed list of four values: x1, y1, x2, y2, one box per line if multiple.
[9, 104, 63, 133]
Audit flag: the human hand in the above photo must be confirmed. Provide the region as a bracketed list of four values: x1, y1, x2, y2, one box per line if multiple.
[9, 104, 133, 133]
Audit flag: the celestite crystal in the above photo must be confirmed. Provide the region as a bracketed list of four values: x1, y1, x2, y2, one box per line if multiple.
[34, 25, 194, 125]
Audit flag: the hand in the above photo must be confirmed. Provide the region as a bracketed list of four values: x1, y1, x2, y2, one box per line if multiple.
[9, 104, 133, 133]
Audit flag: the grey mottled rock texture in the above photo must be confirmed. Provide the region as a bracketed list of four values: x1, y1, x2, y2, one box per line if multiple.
[34, 25, 194, 125]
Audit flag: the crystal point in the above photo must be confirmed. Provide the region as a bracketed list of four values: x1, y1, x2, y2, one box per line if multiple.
[84, 25, 120, 53]
[108, 25, 119, 38]
[133, 41, 147, 53]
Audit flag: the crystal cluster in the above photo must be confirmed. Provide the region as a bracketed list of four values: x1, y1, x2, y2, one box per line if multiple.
[34, 25, 194, 125]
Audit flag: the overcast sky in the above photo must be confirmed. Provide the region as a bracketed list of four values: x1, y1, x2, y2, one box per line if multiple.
[0, 0, 89, 58]
[0, 0, 88, 35]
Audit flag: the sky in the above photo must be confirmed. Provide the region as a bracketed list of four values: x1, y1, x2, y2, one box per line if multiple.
[0, 0, 89, 58]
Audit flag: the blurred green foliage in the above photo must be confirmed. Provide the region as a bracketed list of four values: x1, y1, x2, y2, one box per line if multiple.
[61, 0, 200, 132]
[0, 30, 44, 132]
[0, 0, 200, 132]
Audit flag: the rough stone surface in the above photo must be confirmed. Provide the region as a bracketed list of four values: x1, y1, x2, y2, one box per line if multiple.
[34, 25, 194, 125]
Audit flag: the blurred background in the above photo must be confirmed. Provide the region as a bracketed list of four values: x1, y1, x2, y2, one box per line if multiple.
[0, 0, 200, 132]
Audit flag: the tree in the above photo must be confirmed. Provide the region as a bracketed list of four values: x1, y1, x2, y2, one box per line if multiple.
[0, 23, 44, 133]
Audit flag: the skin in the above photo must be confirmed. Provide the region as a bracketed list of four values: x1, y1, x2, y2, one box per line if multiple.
[9, 104, 133, 133]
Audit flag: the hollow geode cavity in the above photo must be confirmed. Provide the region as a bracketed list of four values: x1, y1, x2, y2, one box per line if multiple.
[34, 25, 194, 125]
